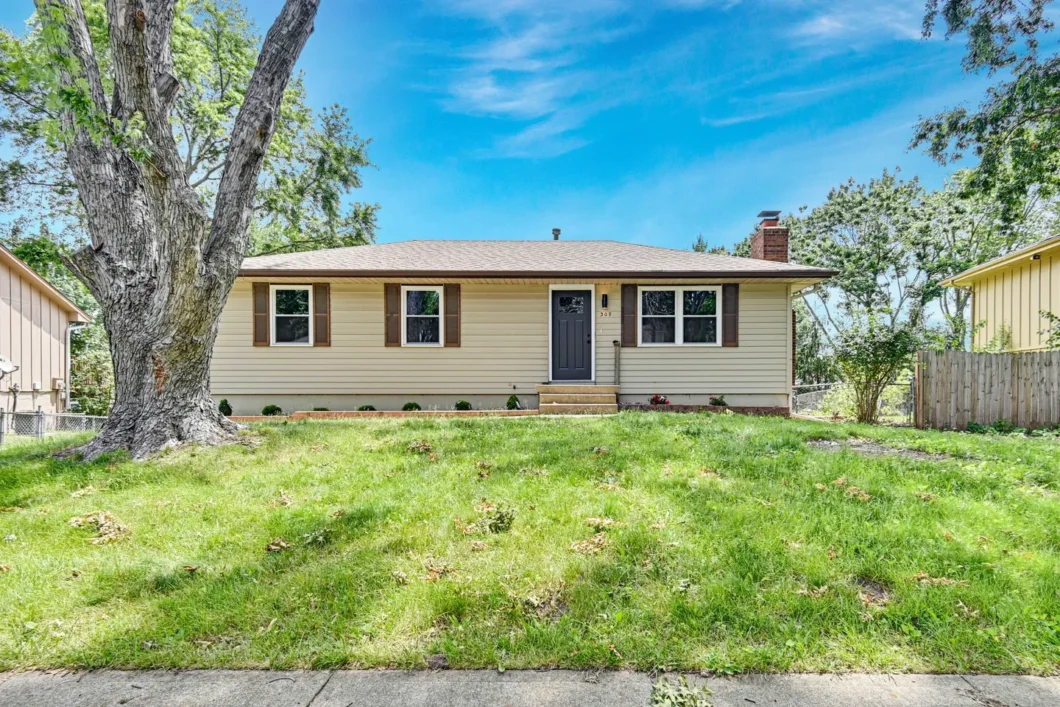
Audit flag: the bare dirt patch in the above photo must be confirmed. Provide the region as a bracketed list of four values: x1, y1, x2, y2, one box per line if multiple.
[808, 439, 948, 461]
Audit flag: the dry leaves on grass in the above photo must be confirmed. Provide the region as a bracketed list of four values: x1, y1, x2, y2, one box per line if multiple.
[407, 440, 433, 454]
[270, 491, 293, 508]
[329, 509, 347, 518]
[845, 487, 872, 502]
[797, 585, 829, 599]
[517, 582, 568, 622]
[392, 569, 410, 585]
[814, 483, 827, 491]
[424, 557, 454, 583]
[832, 476, 847, 487]
[957, 600, 980, 618]
[0, 506, 22, 513]
[570, 533, 608, 555]
[911, 572, 969, 587]
[856, 578, 890, 609]
[71, 486, 99, 498]
[597, 480, 620, 491]
[67, 511, 128, 544]
[475, 460, 492, 470]
[0, 564, 11, 573]
[585, 517, 626, 530]
[265, 538, 290, 553]
[915, 492, 938, 502]
[519, 466, 548, 477]
[591, 446, 609, 457]
[699, 468, 722, 479]
[469, 540, 487, 552]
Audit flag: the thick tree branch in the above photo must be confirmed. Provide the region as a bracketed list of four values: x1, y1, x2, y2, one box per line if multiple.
[205, 0, 319, 271]
[146, 0, 180, 115]
[34, 0, 109, 117]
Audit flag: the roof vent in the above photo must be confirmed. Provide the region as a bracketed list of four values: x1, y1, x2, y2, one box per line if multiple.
[552, 228, 561, 241]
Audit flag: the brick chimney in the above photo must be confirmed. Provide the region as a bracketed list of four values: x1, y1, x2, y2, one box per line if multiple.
[750, 210, 788, 263]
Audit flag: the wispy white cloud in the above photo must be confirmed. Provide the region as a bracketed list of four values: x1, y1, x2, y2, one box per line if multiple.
[790, 1, 924, 47]
[426, 0, 934, 158]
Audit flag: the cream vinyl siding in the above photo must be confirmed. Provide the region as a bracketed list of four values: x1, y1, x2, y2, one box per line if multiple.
[213, 279, 792, 405]
[0, 256, 70, 413]
[971, 249, 1060, 352]
[619, 283, 790, 396]
[213, 281, 550, 395]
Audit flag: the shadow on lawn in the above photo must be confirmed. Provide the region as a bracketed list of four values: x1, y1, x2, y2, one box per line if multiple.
[70, 504, 397, 668]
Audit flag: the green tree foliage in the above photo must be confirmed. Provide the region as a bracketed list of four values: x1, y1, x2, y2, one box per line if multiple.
[788, 169, 931, 333]
[0, 0, 377, 255]
[913, 170, 1045, 348]
[913, 0, 1058, 219]
[691, 233, 751, 256]
[833, 317, 920, 424]
[794, 300, 838, 385]
[1040, 311, 1060, 349]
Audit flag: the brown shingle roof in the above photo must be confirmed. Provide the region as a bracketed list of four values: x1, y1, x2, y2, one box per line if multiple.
[240, 240, 836, 279]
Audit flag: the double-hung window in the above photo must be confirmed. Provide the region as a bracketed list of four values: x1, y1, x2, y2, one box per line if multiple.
[271, 285, 313, 345]
[638, 286, 721, 346]
[402, 286, 444, 346]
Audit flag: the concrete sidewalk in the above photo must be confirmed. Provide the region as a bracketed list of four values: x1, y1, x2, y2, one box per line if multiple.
[1, 669, 1059, 706]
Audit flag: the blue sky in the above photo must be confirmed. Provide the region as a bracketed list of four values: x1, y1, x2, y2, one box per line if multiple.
[0, 0, 988, 250]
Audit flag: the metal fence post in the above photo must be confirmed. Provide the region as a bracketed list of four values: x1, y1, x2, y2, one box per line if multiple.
[36, 406, 44, 439]
[0, 408, 5, 445]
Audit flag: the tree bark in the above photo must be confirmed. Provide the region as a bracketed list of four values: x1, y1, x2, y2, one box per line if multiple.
[39, 0, 321, 460]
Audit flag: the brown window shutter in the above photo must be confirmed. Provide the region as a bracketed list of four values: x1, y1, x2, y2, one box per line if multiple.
[384, 284, 400, 347]
[621, 284, 637, 347]
[722, 283, 739, 347]
[444, 284, 461, 347]
[253, 282, 270, 346]
[313, 283, 330, 346]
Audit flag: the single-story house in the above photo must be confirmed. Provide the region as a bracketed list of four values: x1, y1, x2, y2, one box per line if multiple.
[211, 214, 834, 415]
[943, 235, 1060, 352]
[0, 243, 91, 414]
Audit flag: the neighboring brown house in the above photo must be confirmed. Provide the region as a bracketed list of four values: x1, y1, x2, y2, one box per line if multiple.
[943, 235, 1060, 352]
[212, 215, 834, 415]
[0, 243, 91, 414]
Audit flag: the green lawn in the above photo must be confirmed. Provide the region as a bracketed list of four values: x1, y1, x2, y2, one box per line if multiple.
[1, 413, 1059, 673]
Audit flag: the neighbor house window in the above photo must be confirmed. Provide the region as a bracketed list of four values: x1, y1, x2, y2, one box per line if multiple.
[402, 286, 444, 346]
[271, 285, 313, 345]
[638, 286, 720, 346]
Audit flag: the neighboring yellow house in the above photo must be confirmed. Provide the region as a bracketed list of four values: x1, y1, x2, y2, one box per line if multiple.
[211, 216, 835, 415]
[0, 243, 92, 413]
[943, 235, 1060, 352]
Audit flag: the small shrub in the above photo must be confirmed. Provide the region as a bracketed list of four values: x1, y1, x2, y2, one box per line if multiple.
[506, 394, 521, 410]
[649, 393, 670, 406]
[402, 402, 422, 411]
[218, 398, 232, 416]
[261, 404, 283, 417]
[651, 675, 713, 707]
[357, 404, 376, 412]
[708, 395, 727, 407]
[312, 407, 329, 412]
[454, 400, 473, 411]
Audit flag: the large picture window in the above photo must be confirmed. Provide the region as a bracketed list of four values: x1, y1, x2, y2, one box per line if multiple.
[402, 286, 444, 346]
[271, 285, 313, 345]
[638, 286, 720, 346]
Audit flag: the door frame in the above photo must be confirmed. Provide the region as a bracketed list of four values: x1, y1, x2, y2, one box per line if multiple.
[547, 284, 596, 382]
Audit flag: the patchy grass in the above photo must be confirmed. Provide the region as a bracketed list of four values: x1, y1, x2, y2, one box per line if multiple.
[1, 413, 1059, 673]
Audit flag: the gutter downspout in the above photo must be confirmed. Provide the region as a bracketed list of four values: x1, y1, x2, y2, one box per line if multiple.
[65, 322, 87, 412]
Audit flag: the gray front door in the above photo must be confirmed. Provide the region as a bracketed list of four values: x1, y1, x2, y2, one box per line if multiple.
[551, 290, 592, 380]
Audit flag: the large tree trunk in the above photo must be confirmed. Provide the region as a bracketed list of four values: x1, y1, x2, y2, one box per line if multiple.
[40, 0, 320, 460]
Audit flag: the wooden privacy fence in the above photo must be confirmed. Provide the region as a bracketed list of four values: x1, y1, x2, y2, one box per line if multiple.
[916, 350, 1060, 430]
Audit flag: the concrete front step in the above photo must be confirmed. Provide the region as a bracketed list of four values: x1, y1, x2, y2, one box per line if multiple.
[539, 393, 617, 405]
[536, 384, 620, 395]
[540, 403, 619, 415]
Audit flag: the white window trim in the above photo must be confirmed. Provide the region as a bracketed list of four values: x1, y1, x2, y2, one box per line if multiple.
[637, 285, 722, 347]
[401, 285, 445, 347]
[270, 284, 313, 347]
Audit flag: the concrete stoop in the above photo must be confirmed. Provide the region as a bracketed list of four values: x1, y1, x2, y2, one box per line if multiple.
[537, 384, 619, 415]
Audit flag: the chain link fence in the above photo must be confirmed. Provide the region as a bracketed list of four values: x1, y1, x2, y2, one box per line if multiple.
[793, 381, 916, 425]
[0, 408, 107, 444]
